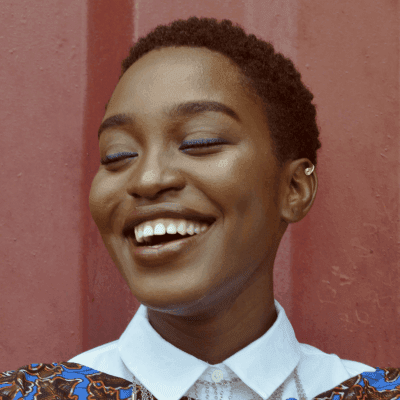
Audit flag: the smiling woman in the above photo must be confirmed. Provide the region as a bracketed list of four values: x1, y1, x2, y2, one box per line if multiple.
[1, 15, 398, 400]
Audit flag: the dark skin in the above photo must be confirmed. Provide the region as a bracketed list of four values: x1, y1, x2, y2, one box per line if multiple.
[89, 46, 318, 365]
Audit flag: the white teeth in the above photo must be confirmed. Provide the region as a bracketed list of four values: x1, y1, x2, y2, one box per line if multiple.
[176, 220, 187, 235]
[136, 225, 144, 242]
[186, 222, 195, 235]
[166, 223, 177, 234]
[143, 225, 153, 238]
[133, 218, 211, 244]
[154, 223, 166, 235]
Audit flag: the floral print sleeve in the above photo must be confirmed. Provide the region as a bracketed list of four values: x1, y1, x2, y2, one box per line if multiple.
[1, 362, 399, 400]
[0, 362, 134, 400]
[313, 367, 400, 400]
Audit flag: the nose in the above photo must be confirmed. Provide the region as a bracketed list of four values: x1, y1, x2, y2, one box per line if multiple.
[126, 146, 185, 200]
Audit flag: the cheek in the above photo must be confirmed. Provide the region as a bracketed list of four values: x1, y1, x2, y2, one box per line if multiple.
[196, 154, 252, 197]
[89, 173, 122, 231]
[212, 154, 264, 208]
[226, 158, 275, 240]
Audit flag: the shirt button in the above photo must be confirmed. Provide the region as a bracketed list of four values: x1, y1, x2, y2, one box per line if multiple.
[211, 369, 223, 383]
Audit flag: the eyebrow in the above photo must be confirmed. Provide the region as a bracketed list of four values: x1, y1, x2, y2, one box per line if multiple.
[97, 100, 240, 139]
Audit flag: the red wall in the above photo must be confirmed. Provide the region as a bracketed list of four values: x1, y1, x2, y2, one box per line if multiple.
[82, 0, 136, 359]
[0, 1, 87, 372]
[1, 0, 398, 373]
[292, 2, 399, 366]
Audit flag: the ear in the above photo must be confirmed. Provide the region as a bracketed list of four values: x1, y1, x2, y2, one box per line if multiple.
[279, 158, 318, 224]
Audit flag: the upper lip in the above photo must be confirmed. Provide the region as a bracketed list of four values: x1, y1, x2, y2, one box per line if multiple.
[123, 203, 217, 234]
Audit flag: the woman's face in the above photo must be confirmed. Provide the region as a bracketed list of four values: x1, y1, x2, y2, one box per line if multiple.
[89, 46, 289, 316]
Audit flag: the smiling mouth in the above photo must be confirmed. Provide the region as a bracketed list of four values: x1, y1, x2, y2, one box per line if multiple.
[127, 222, 214, 248]
[125, 220, 217, 264]
[134, 232, 193, 247]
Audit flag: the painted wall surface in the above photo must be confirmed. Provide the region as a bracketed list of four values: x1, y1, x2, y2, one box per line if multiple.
[1, 0, 398, 373]
[291, 1, 399, 366]
[0, 0, 135, 373]
[0, 1, 87, 372]
[82, 0, 136, 354]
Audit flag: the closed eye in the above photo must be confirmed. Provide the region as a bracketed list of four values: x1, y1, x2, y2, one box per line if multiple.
[179, 138, 229, 152]
[100, 138, 229, 165]
[100, 152, 137, 165]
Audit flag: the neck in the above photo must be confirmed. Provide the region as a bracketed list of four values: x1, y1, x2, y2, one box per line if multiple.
[147, 266, 277, 365]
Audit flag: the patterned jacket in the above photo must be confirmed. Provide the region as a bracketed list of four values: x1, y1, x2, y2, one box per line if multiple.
[1, 362, 399, 400]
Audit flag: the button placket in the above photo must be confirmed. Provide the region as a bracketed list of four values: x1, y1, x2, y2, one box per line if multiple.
[131, 365, 306, 400]
[205, 369, 232, 400]
[212, 369, 223, 399]
[211, 369, 224, 383]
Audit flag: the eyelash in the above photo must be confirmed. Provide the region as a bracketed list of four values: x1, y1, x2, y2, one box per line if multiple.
[100, 138, 228, 165]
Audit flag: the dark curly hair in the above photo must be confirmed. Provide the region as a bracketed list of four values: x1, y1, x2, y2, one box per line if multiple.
[115, 16, 322, 170]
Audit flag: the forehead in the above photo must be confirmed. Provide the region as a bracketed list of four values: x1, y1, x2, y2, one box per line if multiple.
[106, 46, 262, 121]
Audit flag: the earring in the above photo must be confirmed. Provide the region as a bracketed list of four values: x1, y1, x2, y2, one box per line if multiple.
[305, 165, 314, 175]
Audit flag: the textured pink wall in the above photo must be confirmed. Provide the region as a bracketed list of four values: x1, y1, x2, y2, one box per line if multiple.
[291, 1, 399, 366]
[82, 0, 136, 353]
[0, 1, 87, 372]
[0, 0, 135, 373]
[1, 0, 398, 373]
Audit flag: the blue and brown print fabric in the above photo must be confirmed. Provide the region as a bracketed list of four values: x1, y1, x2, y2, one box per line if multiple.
[0, 362, 399, 400]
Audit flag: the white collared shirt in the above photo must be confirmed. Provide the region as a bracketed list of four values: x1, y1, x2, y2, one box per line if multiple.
[68, 299, 375, 400]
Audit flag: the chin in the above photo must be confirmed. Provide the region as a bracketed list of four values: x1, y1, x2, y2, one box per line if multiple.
[138, 282, 237, 320]
[132, 283, 210, 315]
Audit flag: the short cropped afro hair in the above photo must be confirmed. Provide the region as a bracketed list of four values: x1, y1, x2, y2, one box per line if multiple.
[117, 16, 322, 170]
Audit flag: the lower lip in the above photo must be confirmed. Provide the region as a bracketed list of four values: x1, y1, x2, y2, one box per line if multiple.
[129, 223, 215, 265]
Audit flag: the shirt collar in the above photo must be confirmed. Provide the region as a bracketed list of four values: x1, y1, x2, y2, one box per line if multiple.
[118, 299, 301, 400]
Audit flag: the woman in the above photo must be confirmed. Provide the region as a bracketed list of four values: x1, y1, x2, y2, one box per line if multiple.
[1, 16, 398, 400]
